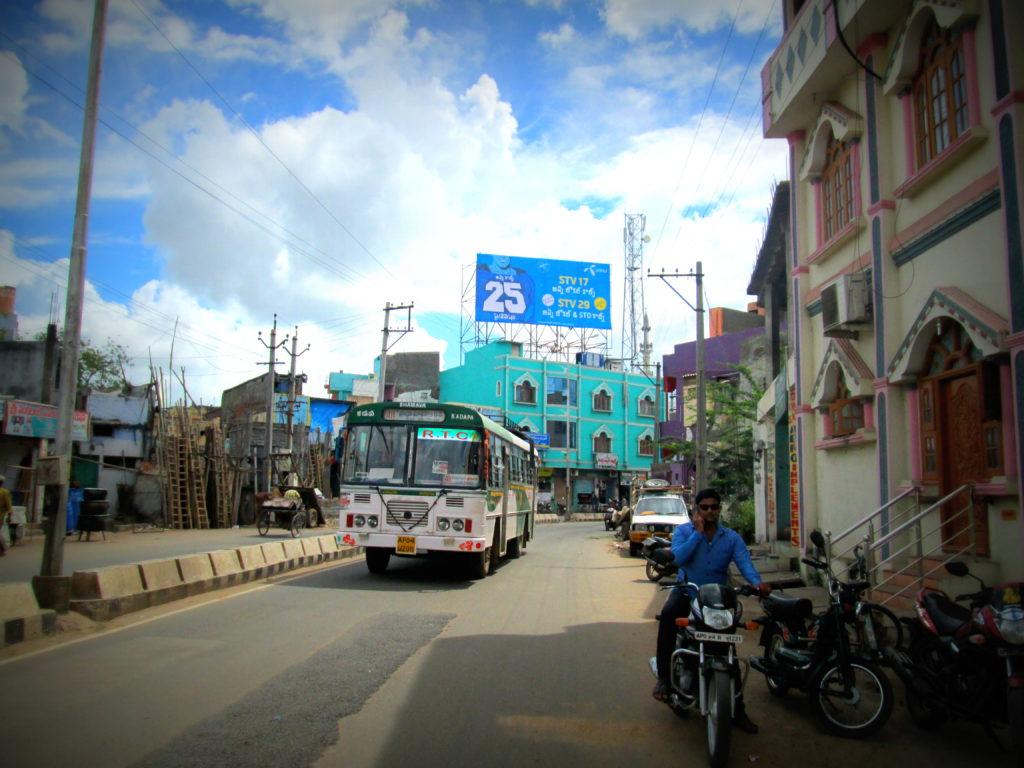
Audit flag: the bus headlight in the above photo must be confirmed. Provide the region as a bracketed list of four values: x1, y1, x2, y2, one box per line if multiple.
[366, 516, 378, 528]
[354, 515, 366, 527]
[452, 519, 465, 532]
[437, 518, 451, 531]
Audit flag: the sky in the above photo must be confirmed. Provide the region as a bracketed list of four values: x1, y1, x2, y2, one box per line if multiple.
[0, 0, 788, 406]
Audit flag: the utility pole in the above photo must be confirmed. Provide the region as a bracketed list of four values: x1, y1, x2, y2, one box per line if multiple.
[285, 327, 310, 478]
[258, 316, 288, 493]
[650, 262, 707, 491]
[41, 0, 108, 580]
[377, 302, 414, 402]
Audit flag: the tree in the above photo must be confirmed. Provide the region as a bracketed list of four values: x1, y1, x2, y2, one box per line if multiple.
[35, 331, 130, 391]
[658, 364, 764, 501]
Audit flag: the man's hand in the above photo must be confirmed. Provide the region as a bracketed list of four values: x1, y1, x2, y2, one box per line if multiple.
[754, 582, 772, 596]
[691, 512, 705, 533]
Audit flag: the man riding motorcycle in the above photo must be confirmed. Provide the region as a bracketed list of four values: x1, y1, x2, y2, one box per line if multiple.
[652, 488, 771, 733]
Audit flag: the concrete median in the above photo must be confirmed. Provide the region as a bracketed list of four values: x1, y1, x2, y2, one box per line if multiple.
[1, 583, 58, 646]
[61, 534, 358, 622]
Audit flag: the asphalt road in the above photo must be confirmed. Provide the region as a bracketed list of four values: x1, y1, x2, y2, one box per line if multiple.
[0, 523, 1017, 768]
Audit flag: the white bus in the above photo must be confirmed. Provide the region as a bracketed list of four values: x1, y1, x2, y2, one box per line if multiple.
[337, 402, 538, 578]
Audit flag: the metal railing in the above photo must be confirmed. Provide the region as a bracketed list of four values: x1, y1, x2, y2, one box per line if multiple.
[821, 484, 978, 607]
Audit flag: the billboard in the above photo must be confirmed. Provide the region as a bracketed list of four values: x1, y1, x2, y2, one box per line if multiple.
[475, 254, 612, 329]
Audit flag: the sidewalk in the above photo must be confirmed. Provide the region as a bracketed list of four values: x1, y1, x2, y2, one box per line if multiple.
[1, 519, 354, 648]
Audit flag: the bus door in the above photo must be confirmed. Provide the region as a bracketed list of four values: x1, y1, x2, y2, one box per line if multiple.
[498, 444, 510, 555]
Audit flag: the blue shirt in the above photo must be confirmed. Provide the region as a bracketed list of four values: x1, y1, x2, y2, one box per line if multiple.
[671, 521, 762, 590]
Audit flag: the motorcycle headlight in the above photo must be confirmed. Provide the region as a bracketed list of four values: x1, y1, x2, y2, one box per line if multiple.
[997, 607, 1024, 644]
[702, 607, 734, 631]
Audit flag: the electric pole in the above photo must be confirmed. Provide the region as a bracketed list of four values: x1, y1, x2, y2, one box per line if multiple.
[650, 263, 707, 491]
[377, 302, 414, 402]
[285, 327, 310, 476]
[41, 0, 108, 580]
[258, 316, 289, 493]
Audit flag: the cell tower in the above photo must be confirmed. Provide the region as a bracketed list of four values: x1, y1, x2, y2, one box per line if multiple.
[621, 213, 649, 372]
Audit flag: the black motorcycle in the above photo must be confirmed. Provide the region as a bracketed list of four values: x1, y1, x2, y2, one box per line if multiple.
[749, 530, 894, 737]
[641, 536, 678, 582]
[884, 561, 1024, 758]
[648, 550, 758, 768]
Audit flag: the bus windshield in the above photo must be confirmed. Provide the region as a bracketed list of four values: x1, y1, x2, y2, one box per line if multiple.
[411, 426, 483, 488]
[342, 425, 409, 484]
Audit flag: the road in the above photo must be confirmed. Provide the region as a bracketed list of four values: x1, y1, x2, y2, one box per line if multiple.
[0, 523, 1016, 768]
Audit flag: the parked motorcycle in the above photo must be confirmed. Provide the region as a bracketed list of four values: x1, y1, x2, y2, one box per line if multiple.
[884, 561, 1024, 759]
[648, 548, 759, 768]
[641, 536, 678, 582]
[749, 530, 894, 737]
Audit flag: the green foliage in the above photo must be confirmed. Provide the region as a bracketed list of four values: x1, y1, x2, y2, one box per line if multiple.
[35, 331, 130, 391]
[657, 364, 764, 502]
[727, 498, 756, 543]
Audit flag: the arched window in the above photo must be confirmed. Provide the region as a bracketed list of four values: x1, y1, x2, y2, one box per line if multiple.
[515, 379, 537, 405]
[592, 388, 612, 412]
[827, 372, 863, 438]
[593, 429, 612, 453]
[913, 18, 968, 166]
[638, 434, 654, 457]
[821, 134, 854, 241]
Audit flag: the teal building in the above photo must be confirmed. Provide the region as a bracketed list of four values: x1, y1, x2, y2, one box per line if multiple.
[440, 341, 657, 508]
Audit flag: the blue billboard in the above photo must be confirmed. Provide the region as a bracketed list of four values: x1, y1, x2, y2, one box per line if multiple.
[474, 253, 612, 329]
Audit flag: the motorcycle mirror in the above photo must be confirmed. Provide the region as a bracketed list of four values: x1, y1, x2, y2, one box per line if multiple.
[810, 530, 825, 548]
[945, 561, 969, 577]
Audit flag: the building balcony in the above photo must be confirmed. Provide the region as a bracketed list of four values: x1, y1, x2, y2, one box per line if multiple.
[762, 0, 906, 138]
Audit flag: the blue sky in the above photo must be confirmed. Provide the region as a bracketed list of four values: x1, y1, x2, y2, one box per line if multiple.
[0, 0, 787, 404]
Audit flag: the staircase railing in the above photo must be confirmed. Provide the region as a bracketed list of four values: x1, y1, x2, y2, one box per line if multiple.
[822, 484, 978, 607]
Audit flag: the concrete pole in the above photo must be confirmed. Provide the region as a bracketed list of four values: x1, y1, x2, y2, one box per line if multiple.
[378, 302, 391, 402]
[287, 328, 298, 456]
[695, 261, 707, 492]
[264, 317, 278, 493]
[42, 0, 108, 578]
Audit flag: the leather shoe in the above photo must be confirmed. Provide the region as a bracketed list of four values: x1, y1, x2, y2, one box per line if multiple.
[732, 710, 759, 734]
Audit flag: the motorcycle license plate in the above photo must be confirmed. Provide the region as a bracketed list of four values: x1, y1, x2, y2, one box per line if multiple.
[693, 631, 743, 644]
[396, 536, 416, 555]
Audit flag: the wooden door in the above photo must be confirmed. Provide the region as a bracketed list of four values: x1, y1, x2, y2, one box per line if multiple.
[938, 370, 989, 556]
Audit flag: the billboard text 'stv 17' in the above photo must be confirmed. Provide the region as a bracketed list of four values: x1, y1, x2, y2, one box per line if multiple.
[474, 254, 612, 330]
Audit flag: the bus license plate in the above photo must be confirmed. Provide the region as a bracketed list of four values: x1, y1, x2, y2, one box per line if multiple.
[693, 631, 743, 644]
[396, 536, 416, 555]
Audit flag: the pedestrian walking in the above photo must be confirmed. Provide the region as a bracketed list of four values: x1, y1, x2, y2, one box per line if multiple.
[0, 475, 12, 555]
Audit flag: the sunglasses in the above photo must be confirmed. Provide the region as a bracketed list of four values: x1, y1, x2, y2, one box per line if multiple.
[698, 503, 721, 511]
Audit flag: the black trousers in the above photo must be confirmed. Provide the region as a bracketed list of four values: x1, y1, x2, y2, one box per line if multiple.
[656, 586, 692, 680]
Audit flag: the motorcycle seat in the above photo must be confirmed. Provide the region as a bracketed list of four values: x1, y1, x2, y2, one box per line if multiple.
[764, 593, 813, 620]
[921, 591, 972, 636]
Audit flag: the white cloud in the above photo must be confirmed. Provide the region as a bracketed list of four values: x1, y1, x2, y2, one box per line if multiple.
[602, 0, 782, 41]
[539, 23, 577, 49]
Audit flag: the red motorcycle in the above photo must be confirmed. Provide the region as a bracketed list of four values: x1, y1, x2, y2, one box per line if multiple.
[885, 561, 1024, 761]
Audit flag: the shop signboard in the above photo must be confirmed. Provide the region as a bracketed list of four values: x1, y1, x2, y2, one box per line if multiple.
[2, 399, 90, 441]
[594, 452, 618, 469]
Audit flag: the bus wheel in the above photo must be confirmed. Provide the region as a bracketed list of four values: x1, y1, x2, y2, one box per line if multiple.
[507, 534, 522, 559]
[365, 547, 390, 574]
[467, 549, 491, 580]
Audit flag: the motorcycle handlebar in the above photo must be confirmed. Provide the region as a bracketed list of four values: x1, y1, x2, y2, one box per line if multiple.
[801, 557, 826, 569]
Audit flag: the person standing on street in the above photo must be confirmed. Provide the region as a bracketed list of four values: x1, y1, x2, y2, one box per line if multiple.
[651, 487, 771, 733]
[0, 475, 12, 555]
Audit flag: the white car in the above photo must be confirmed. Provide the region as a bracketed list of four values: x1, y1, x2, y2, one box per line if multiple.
[628, 493, 690, 556]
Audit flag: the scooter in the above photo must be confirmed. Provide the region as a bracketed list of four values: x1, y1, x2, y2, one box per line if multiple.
[748, 530, 894, 738]
[884, 561, 1024, 758]
[641, 536, 678, 582]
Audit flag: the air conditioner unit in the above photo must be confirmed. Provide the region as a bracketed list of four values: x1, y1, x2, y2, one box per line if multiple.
[821, 273, 869, 333]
